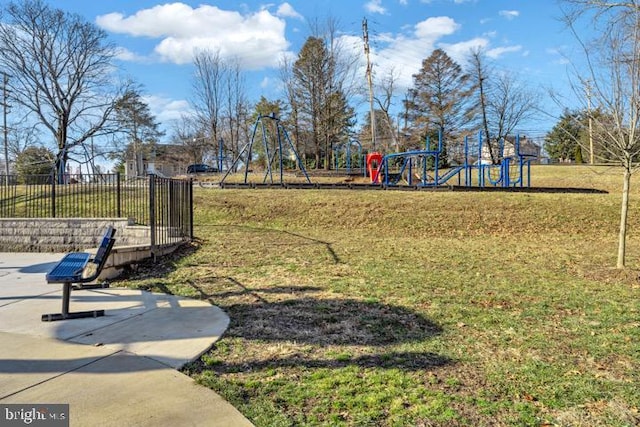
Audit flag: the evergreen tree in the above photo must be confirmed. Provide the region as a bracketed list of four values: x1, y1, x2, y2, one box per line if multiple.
[359, 109, 398, 153]
[113, 89, 164, 177]
[291, 36, 354, 169]
[405, 49, 475, 167]
[544, 110, 585, 162]
[15, 146, 54, 182]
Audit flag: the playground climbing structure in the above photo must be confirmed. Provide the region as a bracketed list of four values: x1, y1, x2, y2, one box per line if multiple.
[367, 132, 534, 188]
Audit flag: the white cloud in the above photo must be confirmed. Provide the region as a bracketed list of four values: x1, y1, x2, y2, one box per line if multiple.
[399, 0, 408, 5]
[414, 16, 459, 39]
[365, 16, 521, 89]
[96, 3, 292, 69]
[144, 95, 192, 123]
[440, 37, 489, 62]
[499, 10, 520, 20]
[113, 47, 146, 62]
[276, 3, 303, 20]
[486, 45, 522, 59]
[547, 47, 570, 65]
[365, 0, 387, 14]
[366, 16, 461, 88]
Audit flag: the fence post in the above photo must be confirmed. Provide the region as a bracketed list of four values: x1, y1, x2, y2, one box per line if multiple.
[189, 178, 194, 239]
[116, 172, 122, 217]
[51, 174, 56, 218]
[149, 174, 156, 256]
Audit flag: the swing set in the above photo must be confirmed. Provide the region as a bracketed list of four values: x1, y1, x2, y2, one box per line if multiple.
[220, 114, 311, 185]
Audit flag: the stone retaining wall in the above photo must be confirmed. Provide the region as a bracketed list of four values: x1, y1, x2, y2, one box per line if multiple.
[0, 218, 185, 281]
[0, 218, 150, 252]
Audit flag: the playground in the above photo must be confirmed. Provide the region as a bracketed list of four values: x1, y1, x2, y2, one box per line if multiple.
[117, 165, 639, 427]
[214, 115, 539, 190]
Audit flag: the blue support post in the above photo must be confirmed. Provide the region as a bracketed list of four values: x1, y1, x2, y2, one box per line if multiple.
[243, 118, 261, 183]
[478, 132, 484, 187]
[260, 117, 274, 184]
[280, 126, 311, 183]
[434, 129, 442, 186]
[502, 157, 510, 187]
[277, 121, 284, 184]
[464, 136, 470, 186]
[516, 134, 524, 188]
[423, 136, 429, 184]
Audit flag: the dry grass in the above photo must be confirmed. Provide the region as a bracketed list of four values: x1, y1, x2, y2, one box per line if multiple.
[116, 164, 640, 426]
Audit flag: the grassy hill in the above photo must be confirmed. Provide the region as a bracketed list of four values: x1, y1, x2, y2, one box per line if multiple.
[117, 164, 639, 426]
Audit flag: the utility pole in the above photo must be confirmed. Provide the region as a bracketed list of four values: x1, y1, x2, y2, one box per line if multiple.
[363, 18, 376, 151]
[586, 80, 594, 164]
[2, 73, 9, 179]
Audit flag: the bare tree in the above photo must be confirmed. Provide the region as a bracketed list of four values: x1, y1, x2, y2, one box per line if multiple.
[469, 48, 540, 163]
[220, 59, 250, 171]
[113, 88, 163, 177]
[469, 49, 494, 162]
[190, 49, 250, 171]
[285, 17, 359, 170]
[373, 68, 400, 152]
[487, 74, 540, 152]
[191, 49, 224, 159]
[5, 107, 41, 166]
[279, 56, 305, 165]
[562, 0, 640, 268]
[170, 114, 208, 165]
[0, 0, 126, 180]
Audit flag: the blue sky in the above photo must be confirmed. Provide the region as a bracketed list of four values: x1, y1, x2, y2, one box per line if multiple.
[46, 0, 581, 141]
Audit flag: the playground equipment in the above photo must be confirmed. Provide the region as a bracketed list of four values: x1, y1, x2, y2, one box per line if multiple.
[366, 152, 383, 183]
[214, 139, 227, 172]
[367, 131, 534, 188]
[333, 140, 365, 174]
[220, 114, 311, 185]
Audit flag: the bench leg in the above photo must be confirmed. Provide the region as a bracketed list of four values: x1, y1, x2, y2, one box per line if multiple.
[41, 282, 106, 322]
[61, 282, 71, 317]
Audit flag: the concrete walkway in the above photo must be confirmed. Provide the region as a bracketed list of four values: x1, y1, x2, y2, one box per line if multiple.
[0, 252, 253, 426]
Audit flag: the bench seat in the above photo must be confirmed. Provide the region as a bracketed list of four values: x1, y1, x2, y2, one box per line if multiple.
[41, 227, 116, 322]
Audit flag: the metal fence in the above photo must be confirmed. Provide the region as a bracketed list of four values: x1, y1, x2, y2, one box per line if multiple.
[0, 173, 193, 251]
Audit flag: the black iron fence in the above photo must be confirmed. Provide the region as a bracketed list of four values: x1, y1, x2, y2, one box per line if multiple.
[0, 173, 193, 251]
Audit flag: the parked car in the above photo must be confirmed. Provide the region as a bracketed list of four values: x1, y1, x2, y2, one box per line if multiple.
[186, 164, 217, 174]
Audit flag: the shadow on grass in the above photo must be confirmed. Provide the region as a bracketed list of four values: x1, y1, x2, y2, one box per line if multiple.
[194, 224, 343, 264]
[226, 297, 442, 346]
[187, 280, 451, 373]
[210, 351, 450, 373]
[117, 231, 451, 373]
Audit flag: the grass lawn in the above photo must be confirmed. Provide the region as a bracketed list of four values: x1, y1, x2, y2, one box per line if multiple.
[115, 165, 639, 426]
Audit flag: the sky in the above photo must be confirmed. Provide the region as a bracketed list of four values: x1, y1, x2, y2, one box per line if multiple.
[42, 0, 585, 142]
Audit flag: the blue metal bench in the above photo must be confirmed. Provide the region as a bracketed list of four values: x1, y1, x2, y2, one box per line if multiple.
[41, 226, 116, 322]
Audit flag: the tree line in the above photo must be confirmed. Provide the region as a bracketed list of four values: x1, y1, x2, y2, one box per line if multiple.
[0, 0, 545, 180]
[2, 0, 640, 268]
